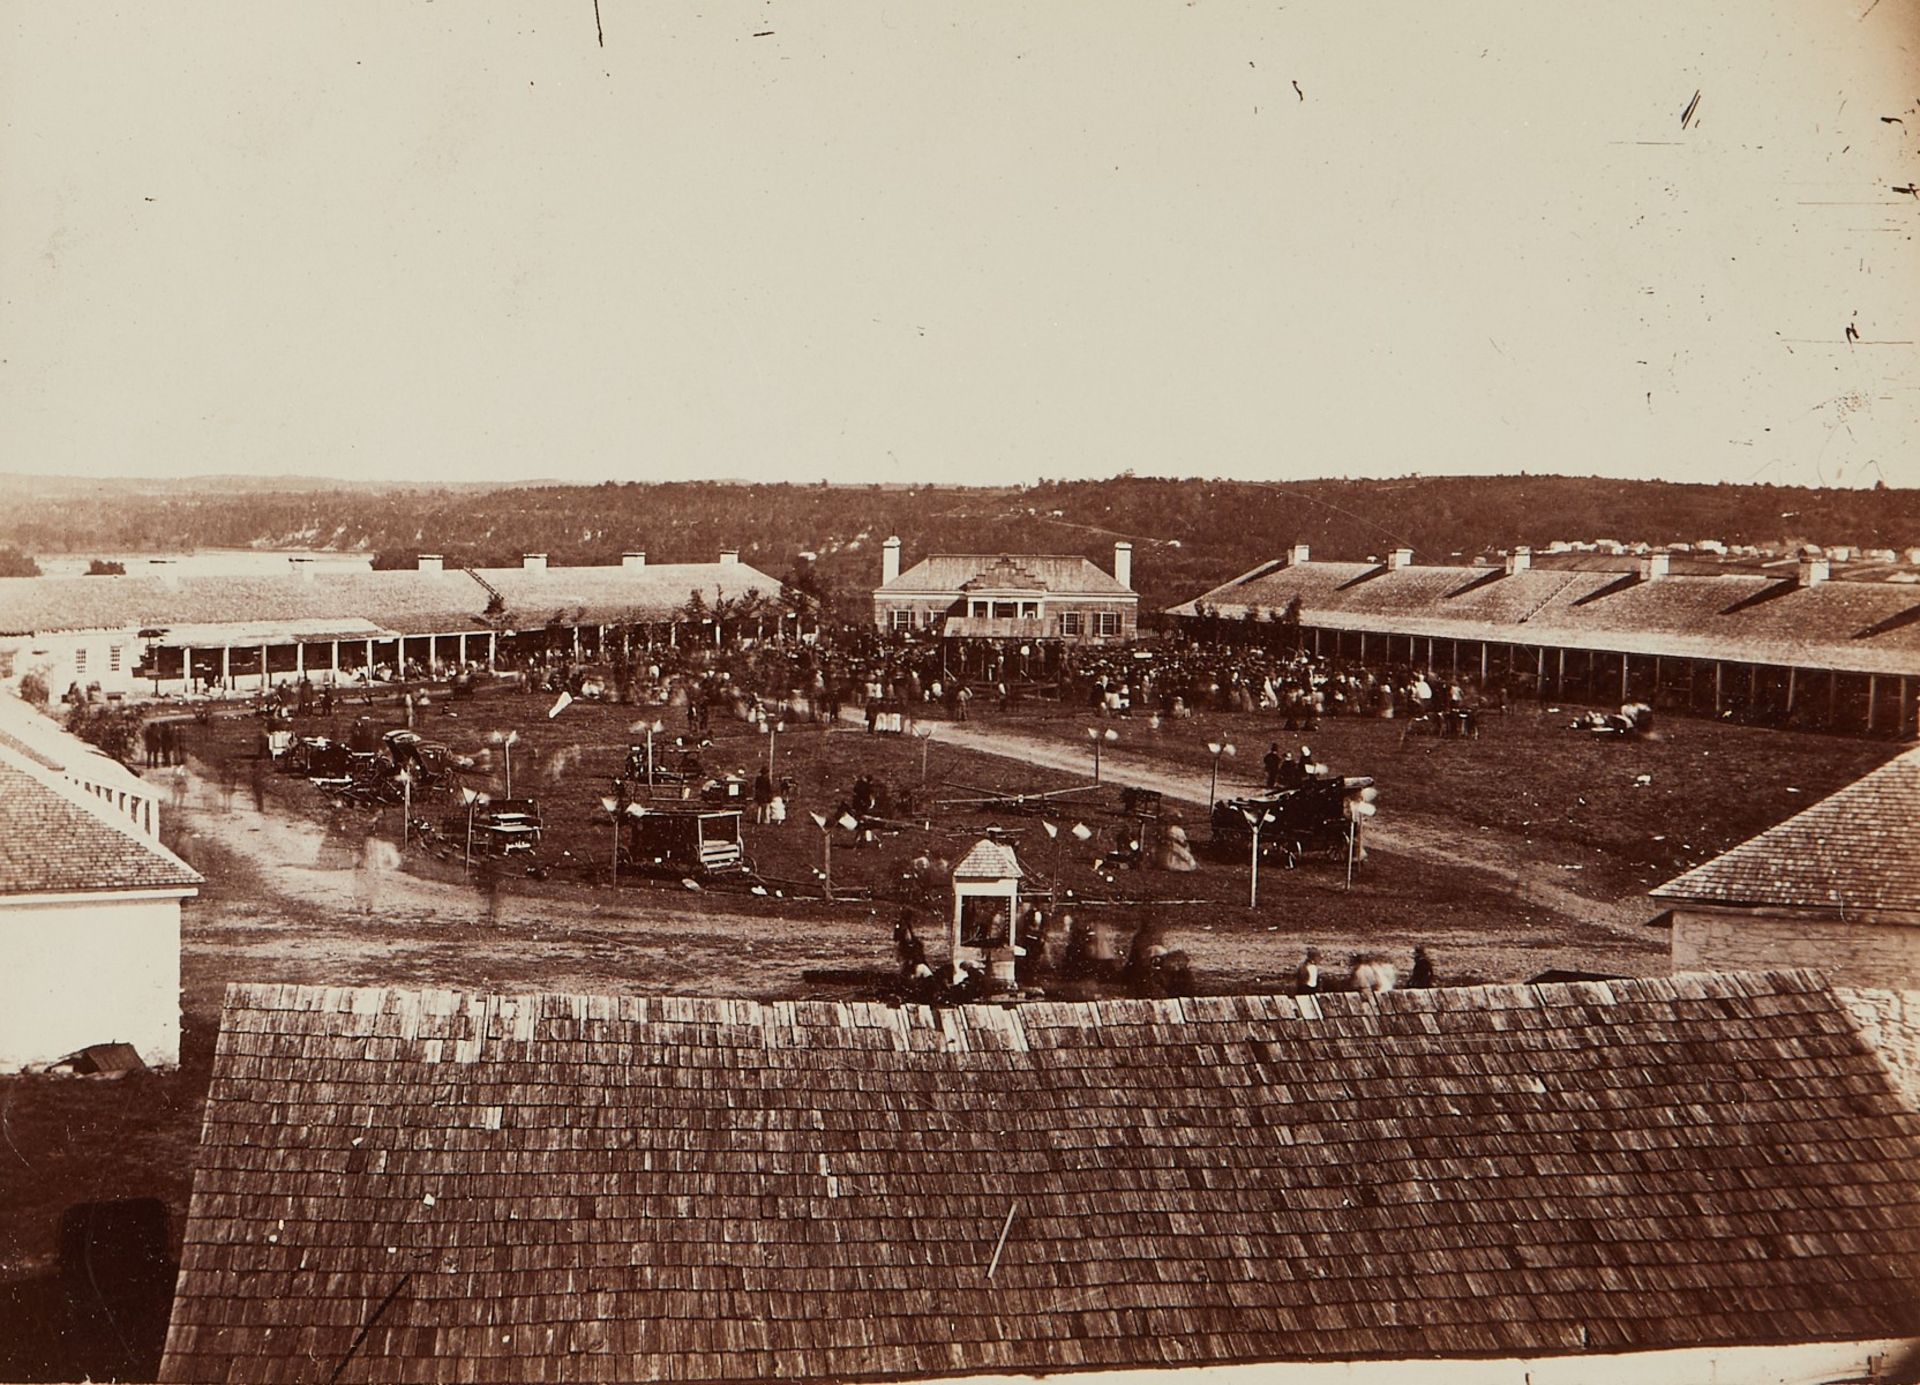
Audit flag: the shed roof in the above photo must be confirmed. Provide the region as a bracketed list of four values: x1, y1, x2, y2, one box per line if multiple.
[1170, 560, 1920, 676]
[0, 560, 783, 640]
[163, 972, 1920, 1383]
[1652, 746, 1920, 913]
[882, 554, 1134, 599]
[0, 748, 200, 896]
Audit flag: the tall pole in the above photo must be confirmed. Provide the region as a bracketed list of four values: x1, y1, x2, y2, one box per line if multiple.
[504, 740, 513, 799]
[400, 773, 411, 849]
[1249, 818, 1261, 909]
[602, 797, 621, 884]
[822, 825, 833, 901]
[466, 798, 477, 873]
[646, 723, 656, 793]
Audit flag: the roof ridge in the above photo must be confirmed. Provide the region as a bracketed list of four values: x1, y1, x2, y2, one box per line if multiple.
[224, 969, 1836, 1029]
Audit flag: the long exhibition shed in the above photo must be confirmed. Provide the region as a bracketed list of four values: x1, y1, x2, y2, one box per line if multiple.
[1170, 546, 1920, 734]
[0, 550, 781, 700]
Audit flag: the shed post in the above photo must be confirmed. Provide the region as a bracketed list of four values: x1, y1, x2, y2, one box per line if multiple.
[1479, 642, 1488, 682]
[1714, 662, 1724, 716]
[366, 638, 375, 678]
[1785, 667, 1796, 718]
[1868, 675, 1880, 733]
[294, 643, 304, 679]
[330, 641, 340, 681]
[1827, 671, 1837, 725]
[572, 626, 581, 662]
[181, 647, 191, 690]
[260, 643, 269, 691]
[220, 646, 231, 690]
[458, 633, 468, 665]
[1620, 655, 1629, 703]
[1554, 648, 1564, 696]
[487, 631, 498, 669]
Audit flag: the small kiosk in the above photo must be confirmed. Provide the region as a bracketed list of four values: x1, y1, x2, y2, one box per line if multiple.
[951, 837, 1024, 990]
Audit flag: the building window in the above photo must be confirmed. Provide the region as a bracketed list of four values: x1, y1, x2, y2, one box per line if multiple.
[109, 646, 123, 672]
[889, 608, 914, 630]
[972, 601, 990, 618]
[1059, 612, 1083, 636]
[1094, 612, 1121, 637]
[992, 602, 1018, 619]
[1019, 602, 1039, 619]
[73, 648, 87, 675]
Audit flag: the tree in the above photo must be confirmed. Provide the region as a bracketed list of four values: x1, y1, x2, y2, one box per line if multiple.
[1279, 595, 1304, 651]
[85, 558, 126, 576]
[0, 546, 41, 577]
[67, 702, 140, 764]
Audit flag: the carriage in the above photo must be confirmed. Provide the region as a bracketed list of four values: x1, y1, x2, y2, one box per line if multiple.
[623, 808, 749, 877]
[1209, 775, 1374, 866]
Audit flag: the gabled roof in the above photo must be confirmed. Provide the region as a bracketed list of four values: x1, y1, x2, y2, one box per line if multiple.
[0, 560, 784, 640]
[1169, 560, 1920, 676]
[1652, 747, 1920, 913]
[952, 836, 1023, 879]
[0, 748, 199, 896]
[882, 554, 1134, 598]
[0, 696, 155, 802]
[164, 973, 1920, 1383]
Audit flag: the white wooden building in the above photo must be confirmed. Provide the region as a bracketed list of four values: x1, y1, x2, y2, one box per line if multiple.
[0, 730, 199, 1070]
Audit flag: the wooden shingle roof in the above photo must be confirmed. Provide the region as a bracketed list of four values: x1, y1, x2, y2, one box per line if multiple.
[1652, 747, 1920, 914]
[952, 837, 1023, 879]
[0, 753, 199, 896]
[0, 560, 783, 640]
[1170, 561, 1920, 677]
[162, 973, 1920, 1384]
[882, 554, 1134, 599]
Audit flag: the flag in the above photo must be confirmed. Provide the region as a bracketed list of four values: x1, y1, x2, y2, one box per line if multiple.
[838, 812, 861, 832]
[809, 812, 829, 830]
[548, 691, 574, 719]
[1041, 821, 1058, 839]
[1070, 822, 1093, 841]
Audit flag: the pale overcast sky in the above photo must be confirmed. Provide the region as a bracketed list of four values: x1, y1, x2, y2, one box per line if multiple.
[3, 2, 1917, 489]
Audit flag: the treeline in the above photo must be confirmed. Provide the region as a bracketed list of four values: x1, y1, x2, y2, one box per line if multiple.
[1, 475, 1915, 620]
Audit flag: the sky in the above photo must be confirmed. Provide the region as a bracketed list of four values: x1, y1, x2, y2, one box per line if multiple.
[3, 1, 1917, 491]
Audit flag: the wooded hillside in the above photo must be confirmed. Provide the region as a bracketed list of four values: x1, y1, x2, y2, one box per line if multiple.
[1, 474, 1913, 620]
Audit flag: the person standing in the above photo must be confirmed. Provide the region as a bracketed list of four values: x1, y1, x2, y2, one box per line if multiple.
[1408, 946, 1435, 989]
[1263, 742, 1283, 790]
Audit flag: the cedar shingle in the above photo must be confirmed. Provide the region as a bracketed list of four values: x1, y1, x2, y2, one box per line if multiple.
[161, 972, 1920, 1383]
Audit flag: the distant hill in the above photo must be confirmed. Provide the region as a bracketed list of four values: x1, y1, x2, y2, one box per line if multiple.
[0, 474, 1914, 621]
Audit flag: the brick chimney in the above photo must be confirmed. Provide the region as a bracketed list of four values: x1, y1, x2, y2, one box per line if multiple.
[719, 549, 740, 566]
[1797, 553, 1829, 587]
[522, 553, 548, 573]
[622, 551, 647, 570]
[882, 536, 902, 585]
[1287, 544, 1310, 566]
[1504, 546, 1532, 576]
[417, 554, 444, 574]
[1113, 541, 1133, 591]
[1637, 552, 1669, 582]
[1386, 547, 1413, 571]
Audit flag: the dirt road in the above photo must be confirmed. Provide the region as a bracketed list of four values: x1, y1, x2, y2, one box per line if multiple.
[911, 717, 1653, 937]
